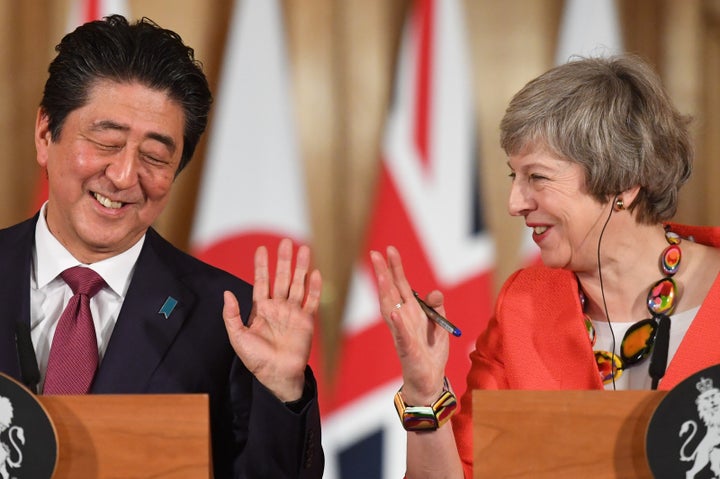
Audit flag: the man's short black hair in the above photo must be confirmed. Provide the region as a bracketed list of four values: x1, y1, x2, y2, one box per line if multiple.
[40, 14, 213, 174]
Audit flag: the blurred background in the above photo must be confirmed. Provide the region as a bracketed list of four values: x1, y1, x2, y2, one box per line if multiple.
[1, 0, 719, 477]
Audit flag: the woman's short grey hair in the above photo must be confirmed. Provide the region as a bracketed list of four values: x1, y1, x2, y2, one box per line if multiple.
[500, 54, 692, 224]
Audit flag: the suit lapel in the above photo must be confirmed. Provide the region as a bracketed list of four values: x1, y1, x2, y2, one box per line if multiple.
[92, 232, 196, 393]
[0, 217, 35, 379]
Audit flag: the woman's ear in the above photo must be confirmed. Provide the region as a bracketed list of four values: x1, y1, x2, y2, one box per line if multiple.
[615, 185, 641, 210]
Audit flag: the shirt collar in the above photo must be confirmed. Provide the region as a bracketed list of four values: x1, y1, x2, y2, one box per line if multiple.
[34, 202, 145, 297]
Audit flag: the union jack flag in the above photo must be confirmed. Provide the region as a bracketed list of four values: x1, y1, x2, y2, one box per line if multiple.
[319, 0, 494, 476]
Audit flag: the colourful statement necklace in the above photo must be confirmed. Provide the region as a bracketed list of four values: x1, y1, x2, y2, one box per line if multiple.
[582, 228, 681, 389]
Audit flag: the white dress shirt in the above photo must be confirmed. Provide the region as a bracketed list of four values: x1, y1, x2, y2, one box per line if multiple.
[30, 203, 144, 391]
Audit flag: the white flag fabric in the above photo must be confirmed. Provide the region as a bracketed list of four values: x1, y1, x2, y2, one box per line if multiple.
[65, 0, 129, 31]
[555, 0, 623, 64]
[319, 1, 494, 477]
[520, 0, 624, 263]
[190, 0, 310, 282]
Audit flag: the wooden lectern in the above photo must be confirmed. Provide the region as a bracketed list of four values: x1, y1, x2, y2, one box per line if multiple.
[472, 390, 666, 479]
[38, 394, 211, 478]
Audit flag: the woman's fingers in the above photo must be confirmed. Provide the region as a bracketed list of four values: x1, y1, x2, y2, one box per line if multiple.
[370, 250, 405, 321]
[386, 246, 415, 304]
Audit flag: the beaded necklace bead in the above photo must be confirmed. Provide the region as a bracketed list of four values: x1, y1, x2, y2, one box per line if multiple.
[583, 229, 681, 386]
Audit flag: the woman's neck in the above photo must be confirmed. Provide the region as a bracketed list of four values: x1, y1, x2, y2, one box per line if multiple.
[576, 223, 672, 323]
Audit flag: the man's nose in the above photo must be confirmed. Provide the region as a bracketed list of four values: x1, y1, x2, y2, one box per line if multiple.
[104, 149, 139, 189]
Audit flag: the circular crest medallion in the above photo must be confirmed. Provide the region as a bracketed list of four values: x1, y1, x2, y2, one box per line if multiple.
[647, 363, 720, 479]
[0, 373, 57, 478]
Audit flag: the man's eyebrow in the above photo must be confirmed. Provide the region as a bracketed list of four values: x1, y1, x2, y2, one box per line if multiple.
[90, 120, 177, 154]
[146, 132, 177, 154]
[90, 119, 127, 132]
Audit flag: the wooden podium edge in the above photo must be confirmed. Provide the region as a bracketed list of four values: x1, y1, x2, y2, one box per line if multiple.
[39, 394, 211, 479]
[472, 389, 666, 479]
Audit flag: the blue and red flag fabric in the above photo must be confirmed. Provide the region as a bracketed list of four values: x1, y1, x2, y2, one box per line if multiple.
[319, 1, 494, 477]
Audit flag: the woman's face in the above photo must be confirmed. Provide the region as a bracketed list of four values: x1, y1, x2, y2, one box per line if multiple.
[507, 148, 610, 271]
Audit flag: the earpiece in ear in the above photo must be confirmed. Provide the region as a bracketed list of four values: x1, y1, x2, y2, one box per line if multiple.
[614, 197, 624, 211]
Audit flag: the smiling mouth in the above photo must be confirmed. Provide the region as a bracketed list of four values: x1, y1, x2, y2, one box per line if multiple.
[93, 192, 124, 209]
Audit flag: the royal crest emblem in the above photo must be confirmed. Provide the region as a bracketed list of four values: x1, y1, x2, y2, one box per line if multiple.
[0, 374, 57, 478]
[0, 396, 24, 479]
[647, 364, 720, 478]
[678, 377, 720, 478]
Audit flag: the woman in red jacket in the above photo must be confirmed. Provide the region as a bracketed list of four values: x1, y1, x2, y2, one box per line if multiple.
[371, 54, 720, 478]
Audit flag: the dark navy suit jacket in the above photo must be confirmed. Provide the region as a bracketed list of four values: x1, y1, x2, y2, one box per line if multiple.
[0, 215, 323, 478]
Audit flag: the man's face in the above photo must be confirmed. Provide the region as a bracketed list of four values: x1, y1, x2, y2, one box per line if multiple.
[35, 80, 185, 263]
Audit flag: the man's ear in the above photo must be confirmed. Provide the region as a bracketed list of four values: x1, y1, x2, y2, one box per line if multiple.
[35, 108, 52, 168]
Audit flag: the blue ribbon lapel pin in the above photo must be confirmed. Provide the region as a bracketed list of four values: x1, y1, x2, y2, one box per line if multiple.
[158, 296, 179, 319]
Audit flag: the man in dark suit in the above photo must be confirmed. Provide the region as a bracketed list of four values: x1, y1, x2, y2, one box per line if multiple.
[0, 15, 323, 478]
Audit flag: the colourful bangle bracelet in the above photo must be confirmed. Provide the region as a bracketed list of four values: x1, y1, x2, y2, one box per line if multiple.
[393, 377, 458, 431]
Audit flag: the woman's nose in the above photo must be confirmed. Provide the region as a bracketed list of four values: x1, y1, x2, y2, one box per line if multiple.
[508, 181, 534, 217]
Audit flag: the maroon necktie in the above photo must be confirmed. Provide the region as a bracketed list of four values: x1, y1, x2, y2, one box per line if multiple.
[43, 266, 106, 395]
